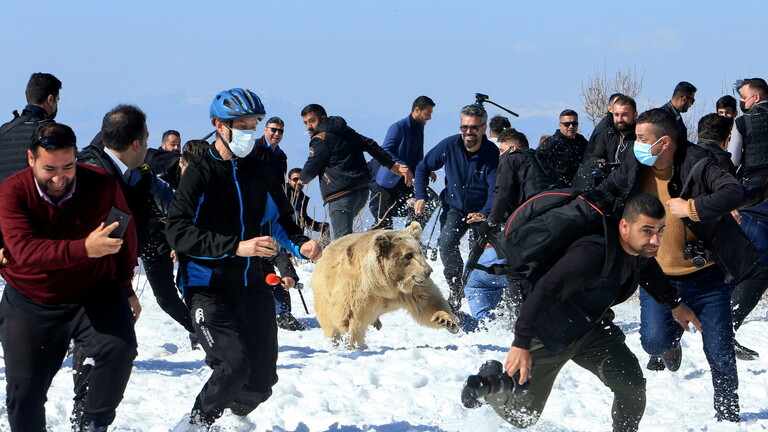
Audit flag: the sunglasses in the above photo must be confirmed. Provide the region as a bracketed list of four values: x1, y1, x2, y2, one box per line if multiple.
[561, 121, 579, 127]
[460, 125, 481, 132]
[289, 177, 301, 182]
[268, 127, 285, 134]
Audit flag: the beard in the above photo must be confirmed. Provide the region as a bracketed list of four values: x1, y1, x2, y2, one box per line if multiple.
[616, 121, 634, 133]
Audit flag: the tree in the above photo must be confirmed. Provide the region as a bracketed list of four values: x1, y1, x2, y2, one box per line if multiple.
[581, 66, 645, 126]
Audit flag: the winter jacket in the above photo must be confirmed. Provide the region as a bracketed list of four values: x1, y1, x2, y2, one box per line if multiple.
[415, 134, 498, 216]
[375, 115, 424, 189]
[660, 101, 688, 142]
[736, 102, 768, 185]
[513, 234, 678, 354]
[590, 126, 636, 165]
[0, 105, 54, 184]
[300, 116, 394, 203]
[144, 147, 181, 189]
[597, 140, 761, 285]
[166, 146, 309, 291]
[255, 137, 288, 179]
[536, 131, 588, 187]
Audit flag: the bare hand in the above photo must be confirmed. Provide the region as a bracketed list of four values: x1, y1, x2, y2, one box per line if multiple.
[429, 172, 437, 183]
[466, 212, 487, 224]
[732, 210, 741, 224]
[391, 163, 413, 187]
[236, 236, 277, 258]
[414, 199, 426, 216]
[667, 198, 690, 219]
[671, 303, 703, 333]
[504, 347, 532, 385]
[128, 294, 142, 322]
[0, 248, 8, 267]
[300, 239, 322, 261]
[170, 250, 177, 263]
[86, 222, 124, 258]
[282, 276, 296, 290]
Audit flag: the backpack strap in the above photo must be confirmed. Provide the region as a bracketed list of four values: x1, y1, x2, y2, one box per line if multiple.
[679, 158, 709, 198]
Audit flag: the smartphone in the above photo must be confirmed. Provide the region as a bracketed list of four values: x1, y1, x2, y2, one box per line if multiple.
[104, 206, 131, 239]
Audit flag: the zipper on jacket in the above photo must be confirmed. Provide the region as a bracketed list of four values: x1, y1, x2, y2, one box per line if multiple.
[231, 159, 250, 286]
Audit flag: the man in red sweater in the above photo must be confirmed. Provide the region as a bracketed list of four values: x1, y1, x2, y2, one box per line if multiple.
[0, 123, 140, 432]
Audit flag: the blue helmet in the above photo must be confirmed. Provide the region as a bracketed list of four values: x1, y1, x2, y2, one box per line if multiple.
[209, 88, 266, 124]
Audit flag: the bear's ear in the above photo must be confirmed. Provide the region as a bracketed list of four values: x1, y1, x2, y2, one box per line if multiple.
[403, 221, 423, 240]
[374, 234, 393, 258]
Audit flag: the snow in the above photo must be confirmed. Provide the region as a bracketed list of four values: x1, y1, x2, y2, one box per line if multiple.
[2, 251, 768, 432]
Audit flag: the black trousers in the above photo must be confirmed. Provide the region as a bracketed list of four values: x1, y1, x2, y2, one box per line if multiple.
[185, 284, 278, 417]
[141, 239, 194, 333]
[0, 283, 137, 432]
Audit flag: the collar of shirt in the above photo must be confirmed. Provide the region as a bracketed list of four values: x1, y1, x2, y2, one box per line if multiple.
[104, 147, 141, 185]
[35, 175, 76, 207]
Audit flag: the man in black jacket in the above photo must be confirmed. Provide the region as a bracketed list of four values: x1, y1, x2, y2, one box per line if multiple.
[659, 81, 696, 142]
[0, 73, 61, 184]
[590, 96, 638, 165]
[470, 194, 700, 432]
[536, 109, 588, 187]
[597, 108, 758, 422]
[166, 88, 321, 429]
[299, 104, 409, 239]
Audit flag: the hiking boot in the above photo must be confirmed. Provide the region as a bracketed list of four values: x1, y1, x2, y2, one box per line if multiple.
[646, 355, 666, 371]
[734, 340, 759, 361]
[190, 406, 221, 431]
[660, 341, 682, 372]
[277, 313, 305, 331]
[189, 332, 201, 350]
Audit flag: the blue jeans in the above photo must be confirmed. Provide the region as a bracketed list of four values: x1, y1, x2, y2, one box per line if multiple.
[327, 188, 368, 239]
[464, 248, 507, 321]
[639, 266, 738, 416]
[739, 200, 768, 267]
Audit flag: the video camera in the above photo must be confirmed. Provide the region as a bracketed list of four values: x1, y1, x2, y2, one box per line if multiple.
[473, 93, 519, 118]
[590, 159, 622, 187]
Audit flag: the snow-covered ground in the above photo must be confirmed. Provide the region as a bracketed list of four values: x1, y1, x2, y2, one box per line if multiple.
[2, 248, 768, 432]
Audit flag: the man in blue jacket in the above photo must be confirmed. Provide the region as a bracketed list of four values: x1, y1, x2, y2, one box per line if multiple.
[414, 104, 499, 311]
[370, 96, 440, 230]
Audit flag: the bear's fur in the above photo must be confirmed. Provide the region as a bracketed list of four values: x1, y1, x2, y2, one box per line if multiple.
[311, 222, 458, 349]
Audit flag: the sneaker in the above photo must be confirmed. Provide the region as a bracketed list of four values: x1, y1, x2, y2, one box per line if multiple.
[79, 422, 108, 432]
[646, 355, 666, 371]
[734, 340, 759, 361]
[189, 332, 201, 350]
[660, 341, 682, 372]
[276, 313, 305, 331]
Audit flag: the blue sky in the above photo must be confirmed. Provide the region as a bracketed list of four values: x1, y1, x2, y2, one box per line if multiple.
[1, 1, 766, 218]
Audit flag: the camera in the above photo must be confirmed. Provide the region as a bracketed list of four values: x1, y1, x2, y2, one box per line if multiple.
[461, 371, 529, 408]
[590, 159, 621, 187]
[683, 241, 710, 268]
[475, 93, 490, 104]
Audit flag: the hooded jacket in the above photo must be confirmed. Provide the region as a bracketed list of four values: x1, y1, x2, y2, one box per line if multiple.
[300, 116, 394, 203]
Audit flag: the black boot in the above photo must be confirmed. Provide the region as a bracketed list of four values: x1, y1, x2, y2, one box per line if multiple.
[79, 421, 108, 432]
[734, 339, 759, 361]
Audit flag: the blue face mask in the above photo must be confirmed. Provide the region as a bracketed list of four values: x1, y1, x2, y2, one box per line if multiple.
[633, 137, 664, 166]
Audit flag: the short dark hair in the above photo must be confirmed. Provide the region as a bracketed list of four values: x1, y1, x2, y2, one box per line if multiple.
[497, 128, 529, 149]
[697, 113, 733, 142]
[559, 109, 578, 119]
[25, 73, 62, 105]
[743, 78, 768, 99]
[612, 96, 637, 112]
[608, 93, 625, 105]
[716, 95, 738, 111]
[265, 116, 285, 127]
[412, 96, 435, 112]
[636, 108, 677, 142]
[181, 139, 210, 164]
[288, 167, 302, 178]
[301, 104, 327, 118]
[101, 104, 147, 152]
[489, 115, 511, 136]
[29, 123, 76, 155]
[673, 81, 697, 98]
[162, 130, 180, 142]
[622, 193, 665, 222]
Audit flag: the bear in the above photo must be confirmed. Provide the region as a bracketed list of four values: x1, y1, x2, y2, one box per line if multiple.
[310, 221, 458, 349]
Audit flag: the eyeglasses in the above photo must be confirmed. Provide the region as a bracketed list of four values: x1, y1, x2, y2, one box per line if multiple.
[560, 121, 579, 127]
[289, 177, 301, 182]
[268, 127, 285, 134]
[460, 125, 481, 132]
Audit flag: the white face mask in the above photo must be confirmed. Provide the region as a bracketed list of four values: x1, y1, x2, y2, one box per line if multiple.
[225, 126, 257, 158]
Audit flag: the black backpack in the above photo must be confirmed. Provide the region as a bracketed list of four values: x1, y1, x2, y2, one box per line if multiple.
[466, 188, 616, 292]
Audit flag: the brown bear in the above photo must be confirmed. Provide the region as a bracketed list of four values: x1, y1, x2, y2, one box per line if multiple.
[310, 222, 458, 349]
